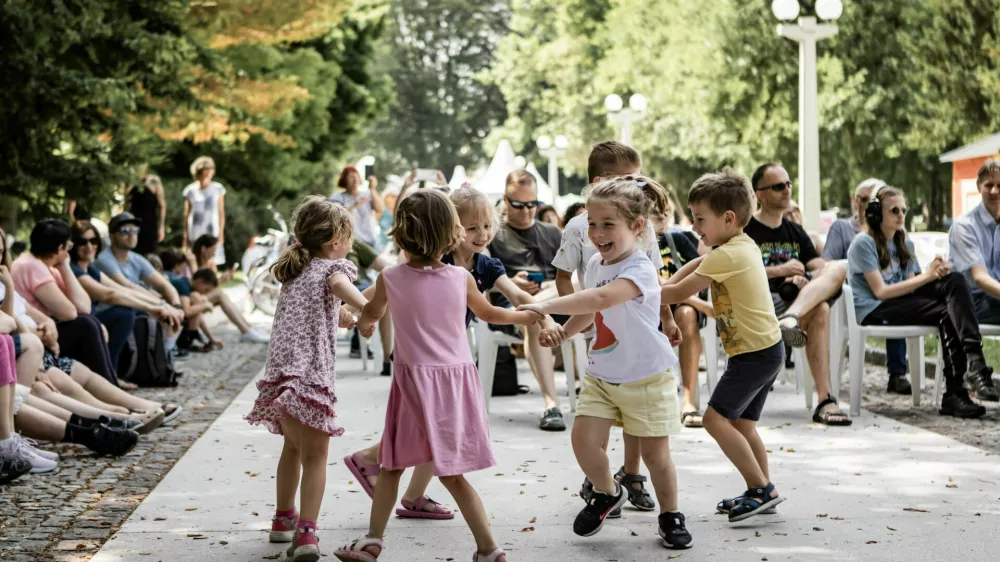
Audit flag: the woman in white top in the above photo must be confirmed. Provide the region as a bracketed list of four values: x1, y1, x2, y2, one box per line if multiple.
[183, 156, 226, 265]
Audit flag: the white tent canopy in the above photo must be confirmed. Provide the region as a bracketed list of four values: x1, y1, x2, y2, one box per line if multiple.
[473, 139, 553, 204]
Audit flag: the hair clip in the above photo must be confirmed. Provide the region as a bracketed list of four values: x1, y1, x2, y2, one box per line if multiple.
[633, 179, 649, 189]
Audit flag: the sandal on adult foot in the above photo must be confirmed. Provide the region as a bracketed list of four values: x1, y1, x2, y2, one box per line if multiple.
[717, 495, 776, 515]
[728, 483, 785, 522]
[812, 394, 852, 426]
[777, 314, 808, 348]
[395, 495, 454, 520]
[161, 404, 183, 424]
[343, 452, 379, 499]
[615, 468, 656, 511]
[335, 536, 382, 562]
[474, 547, 506, 562]
[681, 410, 704, 428]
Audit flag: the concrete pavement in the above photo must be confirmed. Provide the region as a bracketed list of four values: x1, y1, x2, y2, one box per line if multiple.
[92, 345, 1000, 561]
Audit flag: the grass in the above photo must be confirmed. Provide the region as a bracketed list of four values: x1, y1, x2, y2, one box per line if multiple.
[865, 335, 1000, 366]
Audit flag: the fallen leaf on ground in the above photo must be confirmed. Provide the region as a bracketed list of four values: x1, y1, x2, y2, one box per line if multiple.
[866, 541, 878, 544]
[252, 512, 259, 516]
[812, 527, 824, 532]
[946, 484, 958, 489]
[816, 513, 828, 518]
[529, 517, 536, 524]
[220, 540, 228, 545]
[774, 532, 787, 536]
[520, 526, 535, 532]
[153, 517, 167, 521]
[830, 516, 844, 520]
[630, 530, 638, 536]
[754, 531, 761, 537]
[903, 508, 929, 513]
[786, 448, 796, 453]
[185, 508, 198, 511]
[887, 527, 896, 532]
[738, 538, 748, 542]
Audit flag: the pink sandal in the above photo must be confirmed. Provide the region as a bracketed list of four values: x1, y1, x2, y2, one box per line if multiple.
[395, 495, 455, 520]
[334, 535, 383, 562]
[343, 452, 379, 499]
[474, 547, 506, 561]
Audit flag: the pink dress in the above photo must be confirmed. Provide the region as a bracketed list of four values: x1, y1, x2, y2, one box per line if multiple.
[245, 258, 357, 436]
[379, 264, 497, 477]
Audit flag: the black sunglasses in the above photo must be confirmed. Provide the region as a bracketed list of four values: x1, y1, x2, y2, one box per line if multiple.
[505, 196, 540, 210]
[755, 181, 792, 192]
[75, 236, 100, 246]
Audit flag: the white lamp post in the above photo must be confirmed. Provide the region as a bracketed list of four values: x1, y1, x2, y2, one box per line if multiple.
[772, 0, 842, 231]
[536, 134, 569, 196]
[604, 93, 647, 146]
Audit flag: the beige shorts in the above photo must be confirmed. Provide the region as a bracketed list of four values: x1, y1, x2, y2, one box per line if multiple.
[576, 371, 682, 437]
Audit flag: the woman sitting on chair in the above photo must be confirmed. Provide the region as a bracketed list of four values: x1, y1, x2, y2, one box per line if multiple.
[847, 185, 995, 419]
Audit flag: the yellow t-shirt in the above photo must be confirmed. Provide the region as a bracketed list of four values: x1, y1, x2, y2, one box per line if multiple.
[695, 233, 781, 356]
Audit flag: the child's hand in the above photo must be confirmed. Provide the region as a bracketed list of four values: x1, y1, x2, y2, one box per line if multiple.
[357, 304, 376, 338]
[662, 321, 683, 347]
[516, 303, 546, 317]
[538, 327, 566, 348]
[338, 307, 357, 329]
[514, 310, 543, 326]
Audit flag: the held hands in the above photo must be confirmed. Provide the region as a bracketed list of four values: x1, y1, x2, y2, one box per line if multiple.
[513, 310, 544, 326]
[356, 303, 376, 338]
[516, 303, 546, 317]
[538, 326, 567, 348]
[338, 307, 357, 329]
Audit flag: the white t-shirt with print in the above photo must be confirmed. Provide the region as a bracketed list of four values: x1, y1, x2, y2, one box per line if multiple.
[583, 250, 677, 384]
[552, 212, 659, 338]
[0, 284, 38, 330]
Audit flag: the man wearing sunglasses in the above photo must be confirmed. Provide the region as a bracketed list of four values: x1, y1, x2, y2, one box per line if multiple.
[745, 163, 851, 426]
[487, 169, 565, 431]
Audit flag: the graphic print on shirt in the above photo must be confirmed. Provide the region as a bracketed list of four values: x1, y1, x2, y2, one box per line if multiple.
[711, 280, 741, 353]
[758, 242, 801, 266]
[590, 311, 618, 354]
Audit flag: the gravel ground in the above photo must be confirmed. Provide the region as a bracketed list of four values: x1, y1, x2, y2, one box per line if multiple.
[0, 322, 269, 562]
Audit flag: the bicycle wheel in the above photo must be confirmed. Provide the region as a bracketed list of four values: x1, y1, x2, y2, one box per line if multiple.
[250, 270, 281, 316]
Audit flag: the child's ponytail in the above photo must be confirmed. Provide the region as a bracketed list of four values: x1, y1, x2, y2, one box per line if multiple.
[270, 195, 353, 283]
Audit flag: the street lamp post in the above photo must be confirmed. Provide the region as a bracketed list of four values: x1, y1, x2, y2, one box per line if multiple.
[604, 94, 647, 146]
[536, 134, 569, 196]
[772, 0, 842, 231]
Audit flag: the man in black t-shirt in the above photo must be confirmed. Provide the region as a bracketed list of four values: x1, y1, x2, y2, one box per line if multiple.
[487, 169, 565, 431]
[747, 163, 851, 426]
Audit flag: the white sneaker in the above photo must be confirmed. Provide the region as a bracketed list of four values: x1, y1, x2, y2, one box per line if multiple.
[13, 435, 59, 462]
[0, 435, 58, 473]
[241, 329, 270, 344]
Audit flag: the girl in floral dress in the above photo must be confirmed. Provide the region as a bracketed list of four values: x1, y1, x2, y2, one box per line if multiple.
[246, 196, 369, 562]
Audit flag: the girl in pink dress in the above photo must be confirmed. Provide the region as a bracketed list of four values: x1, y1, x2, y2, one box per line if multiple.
[335, 189, 540, 562]
[246, 196, 369, 562]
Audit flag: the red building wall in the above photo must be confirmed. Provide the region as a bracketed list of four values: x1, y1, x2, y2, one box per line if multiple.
[952, 155, 995, 218]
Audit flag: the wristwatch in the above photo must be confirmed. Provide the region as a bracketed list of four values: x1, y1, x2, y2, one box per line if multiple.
[172, 303, 183, 310]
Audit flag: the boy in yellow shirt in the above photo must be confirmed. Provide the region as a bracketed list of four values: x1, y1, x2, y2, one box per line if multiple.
[660, 169, 785, 522]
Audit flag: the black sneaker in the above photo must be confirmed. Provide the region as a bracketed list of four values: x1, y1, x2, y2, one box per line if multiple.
[964, 368, 999, 401]
[658, 512, 693, 549]
[539, 407, 566, 431]
[886, 374, 913, 395]
[580, 477, 621, 518]
[940, 392, 986, 419]
[86, 425, 140, 457]
[573, 482, 626, 537]
[0, 456, 32, 485]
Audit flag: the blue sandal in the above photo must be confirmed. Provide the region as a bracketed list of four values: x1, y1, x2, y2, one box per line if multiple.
[728, 483, 785, 522]
[717, 494, 777, 515]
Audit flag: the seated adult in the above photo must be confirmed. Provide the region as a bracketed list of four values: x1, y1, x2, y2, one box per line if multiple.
[191, 234, 233, 284]
[850, 185, 991, 415]
[69, 222, 183, 373]
[823, 179, 911, 392]
[488, 169, 565, 431]
[746, 163, 851, 425]
[784, 201, 825, 257]
[10, 219, 120, 386]
[94, 213, 184, 348]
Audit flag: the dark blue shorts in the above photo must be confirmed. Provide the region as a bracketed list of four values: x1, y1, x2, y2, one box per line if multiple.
[708, 341, 784, 422]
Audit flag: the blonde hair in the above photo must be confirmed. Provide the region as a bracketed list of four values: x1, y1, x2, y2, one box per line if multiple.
[189, 156, 216, 179]
[390, 189, 463, 259]
[687, 168, 755, 227]
[451, 187, 499, 234]
[586, 176, 665, 245]
[271, 196, 353, 283]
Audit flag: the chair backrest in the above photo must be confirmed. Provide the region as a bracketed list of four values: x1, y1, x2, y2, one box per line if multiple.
[842, 283, 859, 328]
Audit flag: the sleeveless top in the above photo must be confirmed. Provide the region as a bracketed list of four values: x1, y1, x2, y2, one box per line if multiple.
[126, 186, 160, 255]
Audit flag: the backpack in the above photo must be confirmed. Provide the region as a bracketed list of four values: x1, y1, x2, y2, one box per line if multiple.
[118, 315, 179, 387]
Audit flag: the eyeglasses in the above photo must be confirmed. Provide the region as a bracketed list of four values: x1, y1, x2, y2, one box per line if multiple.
[755, 181, 792, 192]
[76, 237, 99, 247]
[890, 206, 908, 216]
[118, 226, 140, 235]
[505, 196, 540, 210]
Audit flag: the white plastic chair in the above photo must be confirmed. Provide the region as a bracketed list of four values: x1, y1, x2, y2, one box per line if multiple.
[791, 294, 851, 411]
[359, 323, 383, 373]
[558, 333, 587, 413]
[842, 284, 938, 416]
[933, 324, 1000, 403]
[698, 316, 722, 406]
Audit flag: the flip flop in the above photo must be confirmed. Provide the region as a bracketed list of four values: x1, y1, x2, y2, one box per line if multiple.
[681, 411, 704, 428]
[343, 452, 379, 499]
[395, 495, 454, 520]
[161, 404, 183, 424]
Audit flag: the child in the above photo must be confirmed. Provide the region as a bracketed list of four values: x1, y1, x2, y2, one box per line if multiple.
[245, 196, 368, 562]
[551, 141, 663, 514]
[342, 186, 563, 521]
[660, 169, 786, 522]
[523, 176, 691, 549]
[335, 189, 538, 562]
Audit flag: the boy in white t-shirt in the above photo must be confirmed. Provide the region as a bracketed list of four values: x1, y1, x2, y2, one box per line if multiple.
[552, 140, 663, 515]
[525, 176, 691, 550]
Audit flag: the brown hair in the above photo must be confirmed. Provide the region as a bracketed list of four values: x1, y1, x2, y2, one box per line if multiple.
[451, 187, 499, 234]
[504, 169, 536, 194]
[587, 141, 641, 182]
[687, 168, 755, 227]
[271, 196, 353, 283]
[192, 234, 218, 267]
[390, 189, 463, 259]
[192, 268, 219, 288]
[0, 225, 10, 268]
[977, 158, 1000, 187]
[868, 186, 914, 271]
[70, 222, 103, 262]
[586, 175, 664, 244]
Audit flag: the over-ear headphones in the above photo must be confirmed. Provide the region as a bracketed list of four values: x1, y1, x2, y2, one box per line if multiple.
[864, 182, 887, 228]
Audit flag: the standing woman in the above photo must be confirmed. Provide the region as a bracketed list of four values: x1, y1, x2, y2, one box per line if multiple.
[329, 166, 383, 249]
[847, 185, 993, 419]
[183, 157, 226, 266]
[126, 175, 166, 256]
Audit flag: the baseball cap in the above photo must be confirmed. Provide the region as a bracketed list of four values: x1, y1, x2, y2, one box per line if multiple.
[108, 212, 142, 233]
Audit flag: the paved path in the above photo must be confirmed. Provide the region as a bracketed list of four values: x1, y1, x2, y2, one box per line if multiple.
[89, 344, 1000, 561]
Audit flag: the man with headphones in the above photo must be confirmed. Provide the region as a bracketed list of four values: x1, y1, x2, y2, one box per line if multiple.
[745, 163, 852, 426]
